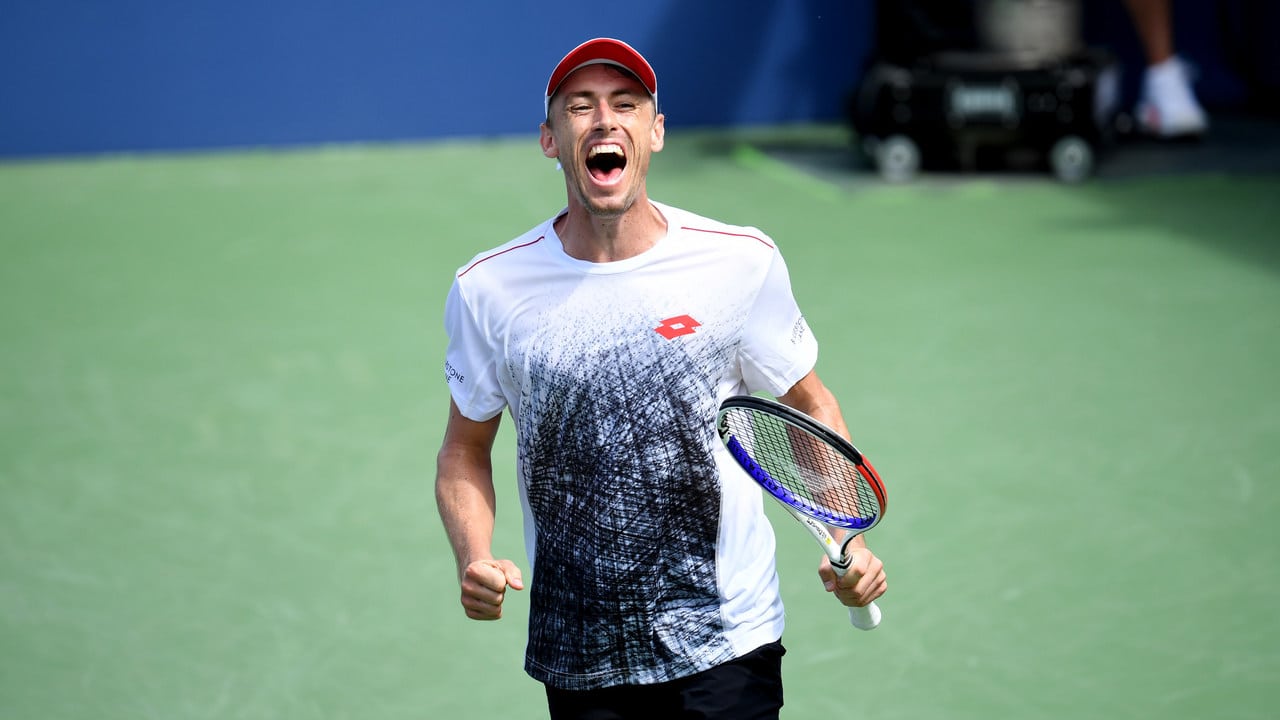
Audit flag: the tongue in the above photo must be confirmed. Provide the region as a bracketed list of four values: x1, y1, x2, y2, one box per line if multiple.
[589, 166, 624, 184]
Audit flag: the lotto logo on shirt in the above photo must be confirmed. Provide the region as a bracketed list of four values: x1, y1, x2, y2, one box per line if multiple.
[654, 315, 701, 340]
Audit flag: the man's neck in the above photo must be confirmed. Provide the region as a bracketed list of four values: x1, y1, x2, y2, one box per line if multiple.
[555, 199, 667, 263]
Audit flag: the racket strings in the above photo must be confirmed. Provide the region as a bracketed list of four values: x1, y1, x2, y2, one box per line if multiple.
[723, 409, 879, 525]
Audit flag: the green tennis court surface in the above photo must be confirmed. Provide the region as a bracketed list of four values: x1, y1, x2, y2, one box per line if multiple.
[2, 128, 1277, 719]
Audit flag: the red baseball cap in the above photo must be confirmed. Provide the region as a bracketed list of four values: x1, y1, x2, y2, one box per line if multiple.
[544, 38, 658, 118]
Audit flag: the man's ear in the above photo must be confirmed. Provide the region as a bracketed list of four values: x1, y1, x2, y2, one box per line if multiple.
[540, 123, 559, 159]
[650, 113, 666, 153]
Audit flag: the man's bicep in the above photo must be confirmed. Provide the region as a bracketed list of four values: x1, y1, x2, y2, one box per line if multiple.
[777, 369, 824, 407]
[439, 399, 502, 464]
[436, 400, 502, 521]
[777, 370, 849, 440]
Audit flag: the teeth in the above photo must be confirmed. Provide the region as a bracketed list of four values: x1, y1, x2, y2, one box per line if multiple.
[588, 144, 624, 158]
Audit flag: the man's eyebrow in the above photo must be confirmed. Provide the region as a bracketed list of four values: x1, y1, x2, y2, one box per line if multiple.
[562, 88, 645, 103]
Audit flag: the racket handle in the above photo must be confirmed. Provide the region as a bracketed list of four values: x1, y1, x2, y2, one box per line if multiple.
[849, 601, 882, 631]
[831, 550, 882, 630]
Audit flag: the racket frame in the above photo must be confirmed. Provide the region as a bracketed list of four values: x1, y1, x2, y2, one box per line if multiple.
[716, 395, 887, 630]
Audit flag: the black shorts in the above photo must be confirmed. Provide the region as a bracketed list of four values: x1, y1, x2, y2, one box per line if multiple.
[543, 639, 786, 720]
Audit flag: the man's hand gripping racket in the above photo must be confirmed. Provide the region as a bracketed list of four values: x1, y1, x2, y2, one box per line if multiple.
[717, 395, 888, 630]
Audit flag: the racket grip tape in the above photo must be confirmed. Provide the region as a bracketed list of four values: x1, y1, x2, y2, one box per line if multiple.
[848, 601, 882, 631]
[831, 553, 882, 631]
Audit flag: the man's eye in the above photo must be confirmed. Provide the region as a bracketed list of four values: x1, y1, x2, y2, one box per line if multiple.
[569, 105, 590, 114]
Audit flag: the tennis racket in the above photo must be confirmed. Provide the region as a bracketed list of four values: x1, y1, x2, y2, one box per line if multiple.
[716, 395, 888, 630]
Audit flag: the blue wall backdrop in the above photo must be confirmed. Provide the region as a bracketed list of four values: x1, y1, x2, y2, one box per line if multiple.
[0, 0, 874, 157]
[2, 1, 1270, 158]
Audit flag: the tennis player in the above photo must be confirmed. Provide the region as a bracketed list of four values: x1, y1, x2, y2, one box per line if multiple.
[435, 37, 887, 719]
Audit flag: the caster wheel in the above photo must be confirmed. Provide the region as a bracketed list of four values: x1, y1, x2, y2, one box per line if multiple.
[876, 134, 921, 183]
[1049, 135, 1094, 183]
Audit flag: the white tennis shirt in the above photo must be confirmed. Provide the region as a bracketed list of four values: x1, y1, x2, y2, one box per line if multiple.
[444, 201, 819, 690]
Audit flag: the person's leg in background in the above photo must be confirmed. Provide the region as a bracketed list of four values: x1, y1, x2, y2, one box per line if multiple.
[1122, 0, 1209, 137]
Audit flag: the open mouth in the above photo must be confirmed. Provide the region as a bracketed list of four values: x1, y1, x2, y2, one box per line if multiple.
[586, 143, 626, 184]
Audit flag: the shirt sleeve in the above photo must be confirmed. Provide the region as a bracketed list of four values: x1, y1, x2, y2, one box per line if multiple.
[737, 249, 819, 396]
[443, 279, 508, 421]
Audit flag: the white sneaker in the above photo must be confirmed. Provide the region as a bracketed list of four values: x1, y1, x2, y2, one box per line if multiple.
[1136, 56, 1209, 138]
